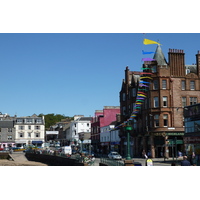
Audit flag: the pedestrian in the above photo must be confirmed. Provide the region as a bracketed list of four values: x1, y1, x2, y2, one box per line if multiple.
[142, 150, 148, 159]
[190, 152, 197, 166]
[146, 158, 153, 166]
[147, 150, 151, 158]
[181, 156, 191, 166]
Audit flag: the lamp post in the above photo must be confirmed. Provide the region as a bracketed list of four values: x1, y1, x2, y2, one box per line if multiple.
[175, 137, 177, 164]
[125, 122, 133, 160]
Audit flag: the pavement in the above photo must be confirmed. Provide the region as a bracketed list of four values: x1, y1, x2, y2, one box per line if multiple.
[0, 151, 47, 166]
[0, 151, 183, 166]
[91, 157, 182, 166]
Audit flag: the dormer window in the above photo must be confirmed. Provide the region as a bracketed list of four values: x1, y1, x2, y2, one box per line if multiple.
[17, 119, 23, 124]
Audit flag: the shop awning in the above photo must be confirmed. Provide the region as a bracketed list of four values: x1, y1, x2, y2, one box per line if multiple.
[32, 141, 43, 144]
[15, 140, 27, 143]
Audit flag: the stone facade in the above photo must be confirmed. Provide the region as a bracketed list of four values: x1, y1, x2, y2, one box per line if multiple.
[119, 46, 200, 158]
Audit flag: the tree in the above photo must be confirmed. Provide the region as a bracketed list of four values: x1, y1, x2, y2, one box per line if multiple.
[38, 113, 73, 129]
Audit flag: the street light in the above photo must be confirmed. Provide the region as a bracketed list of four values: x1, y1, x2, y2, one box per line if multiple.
[125, 122, 133, 160]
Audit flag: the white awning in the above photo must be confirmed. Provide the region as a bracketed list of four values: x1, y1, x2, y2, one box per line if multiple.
[46, 131, 59, 135]
[15, 140, 27, 143]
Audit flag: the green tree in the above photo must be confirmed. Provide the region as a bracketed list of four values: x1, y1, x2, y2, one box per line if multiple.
[38, 113, 72, 130]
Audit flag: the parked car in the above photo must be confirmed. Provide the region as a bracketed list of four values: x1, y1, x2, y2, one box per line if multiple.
[108, 152, 122, 160]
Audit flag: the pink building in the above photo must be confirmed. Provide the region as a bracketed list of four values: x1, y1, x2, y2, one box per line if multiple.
[91, 106, 120, 153]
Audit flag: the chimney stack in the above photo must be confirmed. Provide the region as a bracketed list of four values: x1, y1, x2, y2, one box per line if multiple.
[168, 48, 185, 77]
[196, 51, 200, 77]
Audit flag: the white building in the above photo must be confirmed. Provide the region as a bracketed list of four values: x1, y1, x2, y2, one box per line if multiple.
[14, 114, 45, 148]
[66, 115, 92, 146]
[100, 122, 121, 153]
[110, 128, 120, 152]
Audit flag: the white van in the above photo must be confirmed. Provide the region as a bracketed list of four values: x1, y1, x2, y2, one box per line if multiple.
[61, 146, 72, 155]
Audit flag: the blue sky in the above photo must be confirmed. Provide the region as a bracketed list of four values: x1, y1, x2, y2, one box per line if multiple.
[0, 1, 199, 119]
[1, 0, 198, 194]
[1, 33, 200, 117]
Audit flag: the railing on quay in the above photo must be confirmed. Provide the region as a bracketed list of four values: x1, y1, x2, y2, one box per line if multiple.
[100, 157, 124, 166]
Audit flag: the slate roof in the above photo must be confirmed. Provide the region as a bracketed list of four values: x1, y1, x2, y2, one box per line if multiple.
[153, 45, 168, 65]
[77, 117, 92, 121]
[0, 120, 14, 128]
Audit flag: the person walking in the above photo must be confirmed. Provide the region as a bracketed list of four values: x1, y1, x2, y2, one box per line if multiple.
[142, 150, 148, 159]
[181, 156, 191, 166]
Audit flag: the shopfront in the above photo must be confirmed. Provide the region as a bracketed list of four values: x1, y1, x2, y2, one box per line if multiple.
[184, 104, 200, 165]
[101, 142, 109, 154]
[32, 140, 43, 147]
[153, 132, 184, 158]
[184, 137, 200, 166]
[110, 142, 120, 152]
[0, 142, 15, 149]
[15, 140, 27, 148]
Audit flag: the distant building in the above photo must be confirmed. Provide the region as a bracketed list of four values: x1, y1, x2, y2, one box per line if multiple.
[0, 113, 15, 149]
[47, 118, 71, 146]
[65, 115, 92, 147]
[110, 119, 121, 153]
[100, 120, 121, 154]
[15, 114, 45, 148]
[91, 106, 120, 153]
[0, 113, 45, 149]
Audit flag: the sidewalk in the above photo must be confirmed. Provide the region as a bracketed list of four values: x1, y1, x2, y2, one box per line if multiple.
[92, 157, 182, 166]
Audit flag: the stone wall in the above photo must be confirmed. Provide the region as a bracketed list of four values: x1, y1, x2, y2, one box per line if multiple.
[25, 153, 84, 166]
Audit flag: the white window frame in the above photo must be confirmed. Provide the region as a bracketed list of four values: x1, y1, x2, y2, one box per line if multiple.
[182, 97, 187, 107]
[181, 80, 186, 90]
[190, 81, 195, 90]
[163, 96, 168, 107]
[162, 80, 167, 89]
[163, 114, 168, 127]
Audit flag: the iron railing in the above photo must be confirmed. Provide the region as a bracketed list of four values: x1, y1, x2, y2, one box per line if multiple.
[100, 157, 124, 166]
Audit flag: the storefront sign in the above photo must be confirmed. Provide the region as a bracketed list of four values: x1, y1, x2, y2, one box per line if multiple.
[166, 132, 184, 136]
[153, 132, 184, 136]
[154, 132, 166, 136]
[46, 131, 59, 135]
[101, 142, 109, 146]
[184, 137, 200, 144]
[111, 142, 120, 145]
